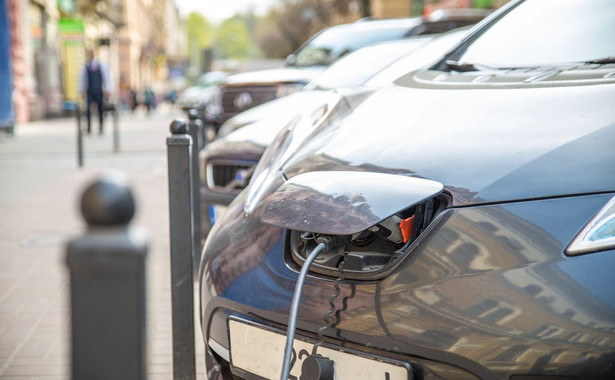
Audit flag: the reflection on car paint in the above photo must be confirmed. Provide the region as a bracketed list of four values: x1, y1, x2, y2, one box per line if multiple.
[202, 194, 615, 378]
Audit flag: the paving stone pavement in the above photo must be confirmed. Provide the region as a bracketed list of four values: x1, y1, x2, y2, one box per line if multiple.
[0, 108, 206, 379]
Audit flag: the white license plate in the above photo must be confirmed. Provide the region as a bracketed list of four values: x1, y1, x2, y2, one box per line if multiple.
[229, 319, 411, 380]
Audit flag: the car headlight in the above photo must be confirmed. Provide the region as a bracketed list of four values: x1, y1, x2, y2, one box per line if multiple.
[244, 104, 329, 215]
[276, 83, 304, 98]
[567, 195, 615, 255]
[205, 89, 222, 117]
[243, 121, 295, 215]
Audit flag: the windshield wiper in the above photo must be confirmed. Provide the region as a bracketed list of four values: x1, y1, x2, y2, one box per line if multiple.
[444, 60, 478, 72]
[585, 56, 615, 65]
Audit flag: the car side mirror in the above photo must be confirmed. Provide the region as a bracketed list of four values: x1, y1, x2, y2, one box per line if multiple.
[285, 54, 297, 66]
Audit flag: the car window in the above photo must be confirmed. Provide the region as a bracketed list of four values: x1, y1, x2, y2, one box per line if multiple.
[197, 72, 228, 87]
[305, 39, 431, 90]
[294, 24, 418, 67]
[455, 0, 615, 68]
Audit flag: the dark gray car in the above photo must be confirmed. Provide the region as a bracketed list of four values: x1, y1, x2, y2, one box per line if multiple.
[200, 1, 615, 379]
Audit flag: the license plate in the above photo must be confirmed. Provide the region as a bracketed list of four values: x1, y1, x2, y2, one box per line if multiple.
[229, 319, 411, 380]
[209, 204, 227, 225]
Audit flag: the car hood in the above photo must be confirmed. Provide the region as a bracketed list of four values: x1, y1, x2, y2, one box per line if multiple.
[202, 90, 352, 168]
[218, 91, 336, 137]
[280, 68, 615, 206]
[224, 67, 325, 86]
[178, 86, 216, 103]
[214, 87, 376, 157]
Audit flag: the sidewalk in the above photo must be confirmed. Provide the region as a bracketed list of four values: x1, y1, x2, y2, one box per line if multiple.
[0, 108, 205, 379]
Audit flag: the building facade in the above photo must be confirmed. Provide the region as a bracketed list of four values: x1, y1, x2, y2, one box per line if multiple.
[117, 0, 184, 99]
[5, 0, 184, 122]
[8, 0, 63, 122]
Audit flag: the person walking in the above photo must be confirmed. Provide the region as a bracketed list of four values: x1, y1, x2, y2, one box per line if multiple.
[78, 49, 113, 134]
[143, 86, 156, 115]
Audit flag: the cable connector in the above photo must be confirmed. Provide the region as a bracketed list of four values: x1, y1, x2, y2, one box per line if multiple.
[315, 234, 350, 252]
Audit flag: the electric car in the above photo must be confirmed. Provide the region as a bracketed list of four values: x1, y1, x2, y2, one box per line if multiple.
[199, 1, 615, 379]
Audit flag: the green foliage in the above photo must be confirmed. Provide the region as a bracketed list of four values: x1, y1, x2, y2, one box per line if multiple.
[184, 0, 364, 61]
[472, 0, 495, 8]
[186, 12, 213, 48]
[215, 18, 257, 59]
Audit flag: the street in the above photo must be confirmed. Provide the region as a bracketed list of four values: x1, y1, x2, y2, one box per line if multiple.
[0, 107, 206, 379]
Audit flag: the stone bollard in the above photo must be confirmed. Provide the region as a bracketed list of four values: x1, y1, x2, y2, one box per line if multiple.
[166, 119, 196, 380]
[66, 173, 148, 380]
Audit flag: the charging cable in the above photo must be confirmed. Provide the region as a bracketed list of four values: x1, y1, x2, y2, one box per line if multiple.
[279, 242, 326, 380]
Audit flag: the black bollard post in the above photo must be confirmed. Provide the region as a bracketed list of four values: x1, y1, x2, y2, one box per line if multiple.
[76, 104, 83, 168]
[113, 105, 120, 153]
[187, 109, 203, 266]
[66, 173, 148, 380]
[188, 108, 204, 151]
[198, 106, 216, 146]
[166, 119, 196, 380]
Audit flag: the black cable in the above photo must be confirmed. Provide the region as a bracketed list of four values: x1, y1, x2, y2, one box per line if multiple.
[279, 242, 326, 380]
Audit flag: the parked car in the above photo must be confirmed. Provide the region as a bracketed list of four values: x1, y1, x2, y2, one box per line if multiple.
[199, 29, 470, 237]
[204, 10, 492, 133]
[199, 0, 615, 379]
[177, 71, 228, 112]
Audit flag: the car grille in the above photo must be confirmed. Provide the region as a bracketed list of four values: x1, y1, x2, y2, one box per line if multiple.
[206, 160, 256, 193]
[220, 85, 278, 123]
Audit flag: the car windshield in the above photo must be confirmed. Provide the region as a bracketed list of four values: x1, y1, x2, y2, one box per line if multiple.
[293, 21, 419, 67]
[455, 0, 615, 68]
[305, 38, 431, 90]
[367, 28, 468, 86]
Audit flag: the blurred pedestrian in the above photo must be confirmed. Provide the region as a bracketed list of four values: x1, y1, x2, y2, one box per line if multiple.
[144, 87, 156, 114]
[167, 88, 177, 106]
[78, 49, 113, 134]
[130, 88, 138, 112]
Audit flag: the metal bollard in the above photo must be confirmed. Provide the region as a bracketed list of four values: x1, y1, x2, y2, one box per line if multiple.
[188, 108, 204, 151]
[75, 104, 83, 167]
[187, 109, 203, 266]
[66, 173, 148, 380]
[198, 107, 216, 146]
[166, 119, 196, 380]
[113, 106, 120, 153]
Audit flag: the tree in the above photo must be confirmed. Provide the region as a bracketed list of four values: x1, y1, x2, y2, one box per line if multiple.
[214, 18, 255, 59]
[360, 0, 371, 17]
[186, 12, 214, 75]
[256, 0, 361, 59]
[186, 12, 214, 49]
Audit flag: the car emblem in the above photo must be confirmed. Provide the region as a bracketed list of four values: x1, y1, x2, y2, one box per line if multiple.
[234, 92, 252, 110]
[234, 169, 250, 187]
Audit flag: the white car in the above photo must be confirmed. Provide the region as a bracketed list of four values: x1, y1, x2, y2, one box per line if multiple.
[177, 71, 228, 112]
